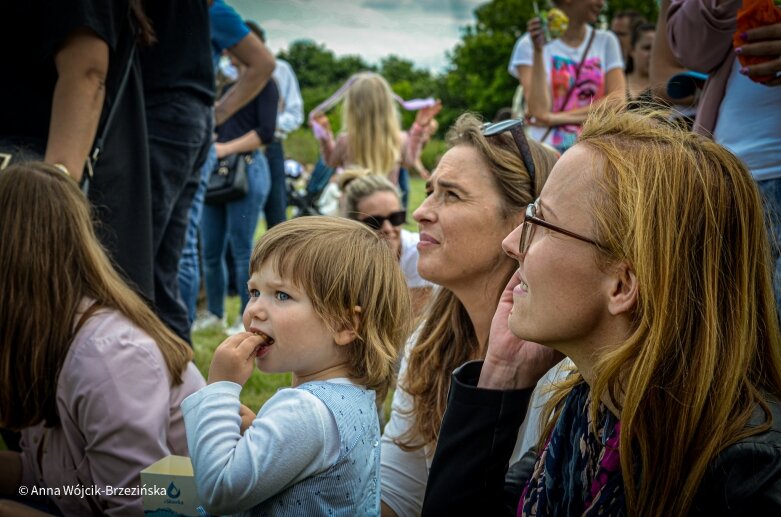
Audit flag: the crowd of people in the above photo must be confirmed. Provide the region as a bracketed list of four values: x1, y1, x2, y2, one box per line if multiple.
[1, 0, 781, 515]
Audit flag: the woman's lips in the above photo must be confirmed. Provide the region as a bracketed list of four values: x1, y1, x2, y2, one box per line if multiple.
[513, 270, 529, 296]
[417, 232, 440, 250]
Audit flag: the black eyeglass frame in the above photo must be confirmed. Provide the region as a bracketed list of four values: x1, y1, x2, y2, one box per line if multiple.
[358, 210, 407, 230]
[520, 198, 605, 254]
[482, 119, 536, 186]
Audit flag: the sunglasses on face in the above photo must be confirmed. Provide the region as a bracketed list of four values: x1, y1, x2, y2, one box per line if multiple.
[482, 119, 536, 186]
[520, 198, 604, 254]
[358, 210, 406, 230]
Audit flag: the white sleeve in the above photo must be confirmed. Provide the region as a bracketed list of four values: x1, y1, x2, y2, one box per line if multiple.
[380, 337, 429, 517]
[274, 60, 304, 134]
[600, 30, 625, 73]
[181, 383, 338, 515]
[507, 34, 533, 77]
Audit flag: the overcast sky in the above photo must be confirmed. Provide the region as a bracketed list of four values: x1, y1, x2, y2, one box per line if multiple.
[230, 0, 486, 72]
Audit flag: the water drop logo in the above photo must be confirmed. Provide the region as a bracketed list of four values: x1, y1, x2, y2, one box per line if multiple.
[167, 482, 181, 499]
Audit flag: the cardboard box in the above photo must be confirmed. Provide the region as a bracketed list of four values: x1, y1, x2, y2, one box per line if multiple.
[141, 455, 206, 517]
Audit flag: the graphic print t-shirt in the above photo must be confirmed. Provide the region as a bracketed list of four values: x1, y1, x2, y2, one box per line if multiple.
[509, 26, 623, 152]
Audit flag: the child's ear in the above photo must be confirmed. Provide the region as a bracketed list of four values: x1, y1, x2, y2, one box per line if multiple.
[333, 306, 362, 346]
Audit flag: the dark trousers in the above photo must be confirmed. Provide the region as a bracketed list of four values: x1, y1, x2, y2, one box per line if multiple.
[263, 139, 288, 228]
[146, 92, 212, 344]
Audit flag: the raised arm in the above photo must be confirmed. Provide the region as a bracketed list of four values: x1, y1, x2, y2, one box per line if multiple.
[667, 0, 741, 74]
[215, 32, 275, 126]
[520, 18, 553, 122]
[650, 0, 692, 104]
[45, 27, 108, 182]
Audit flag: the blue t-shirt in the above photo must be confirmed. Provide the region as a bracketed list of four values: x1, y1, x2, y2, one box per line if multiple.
[209, 0, 250, 65]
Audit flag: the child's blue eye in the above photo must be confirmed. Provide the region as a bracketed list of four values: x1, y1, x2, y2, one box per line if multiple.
[249, 289, 261, 298]
[275, 291, 290, 301]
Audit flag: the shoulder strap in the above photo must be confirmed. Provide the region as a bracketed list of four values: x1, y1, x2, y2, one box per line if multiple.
[84, 12, 139, 188]
[90, 42, 136, 167]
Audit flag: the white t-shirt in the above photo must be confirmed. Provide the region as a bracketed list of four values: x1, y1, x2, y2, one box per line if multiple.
[713, 61, 781, 182]
[400, 229, 434, 290]
[508, 26, 624, 151]
[182, 379, 353, 514]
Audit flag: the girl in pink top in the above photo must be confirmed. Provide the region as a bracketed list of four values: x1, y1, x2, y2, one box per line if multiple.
[0, 162, 205, 516]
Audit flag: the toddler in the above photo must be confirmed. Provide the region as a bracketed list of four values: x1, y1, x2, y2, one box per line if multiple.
[182, 216, 412, 516]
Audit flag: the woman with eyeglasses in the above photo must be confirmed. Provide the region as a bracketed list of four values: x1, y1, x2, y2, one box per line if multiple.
[339, 169, 433, 315]
[421, 104, 781, 516]
[379, 113, 559, 517]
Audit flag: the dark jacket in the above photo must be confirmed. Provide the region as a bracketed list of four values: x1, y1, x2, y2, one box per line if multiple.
[422, 361, 781, 516]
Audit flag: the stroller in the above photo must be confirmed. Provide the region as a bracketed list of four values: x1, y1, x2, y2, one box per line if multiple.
[286, 158, 337, 217]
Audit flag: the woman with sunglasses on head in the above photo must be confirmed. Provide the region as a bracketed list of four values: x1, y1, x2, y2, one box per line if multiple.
[421, 104, 781, 516]
[379, 113, 559, 517]
[339, 169, 434, 315]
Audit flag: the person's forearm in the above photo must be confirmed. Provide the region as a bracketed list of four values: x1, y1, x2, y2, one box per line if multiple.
[651, 0, 688, 103]
[215, 71, 269, 126]
[0, 451, 22, 497]
[546, 93, 617, 126]
[527, 50, 552, 118]
[220, 131, 262, 155]
[215, 36, 275, 125]
[46, 29, 108, 182]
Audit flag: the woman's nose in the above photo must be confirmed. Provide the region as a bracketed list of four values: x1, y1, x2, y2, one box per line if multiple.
[413, 196, 433, 224]
[502, 223, 524, 261]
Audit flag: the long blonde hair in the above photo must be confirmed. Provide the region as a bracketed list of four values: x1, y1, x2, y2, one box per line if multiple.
[540, 105, 781, 515]
[0, 163, 193, 431]
[250, 217, 412, 400]
[342, 72, 403, 175]
[399, 113, 559, 450]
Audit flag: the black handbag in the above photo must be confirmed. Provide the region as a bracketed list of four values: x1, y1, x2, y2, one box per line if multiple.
[205, 152, 252, 204]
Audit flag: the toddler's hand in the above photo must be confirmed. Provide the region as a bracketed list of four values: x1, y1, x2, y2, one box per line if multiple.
[207, 332, 268, 386]
[239, 404, 256, 435]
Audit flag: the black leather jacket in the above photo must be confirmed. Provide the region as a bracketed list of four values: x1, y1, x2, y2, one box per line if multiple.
[422, 361, 781, 516]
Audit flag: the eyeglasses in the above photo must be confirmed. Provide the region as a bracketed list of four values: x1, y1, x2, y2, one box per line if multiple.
[358, 210, 406, 230]
[519, 198, 604, 254]
[482, 119, 536, 186]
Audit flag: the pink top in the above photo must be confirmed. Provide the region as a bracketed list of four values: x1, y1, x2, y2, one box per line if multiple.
[318, 122, 425, 184]
[18, 304, 205, 516]
[667, 0, 740, 134]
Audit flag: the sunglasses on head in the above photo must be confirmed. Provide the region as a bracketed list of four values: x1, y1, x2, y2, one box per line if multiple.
[482, 119, 536, 186]
[358, 210, 406, 230]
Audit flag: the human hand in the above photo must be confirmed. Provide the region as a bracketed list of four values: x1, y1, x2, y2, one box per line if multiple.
[527, 16, 546, 52]
[207, 332, 269, 386]
[214, 142, 229, 159]
[414, 100, 442, 128]
[479, 273, 563, 390]
[310, 112, 331, 131]
[238, 404, 256, 435]
[526, 111, 554, 127]
[736, 22, 781, 86]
